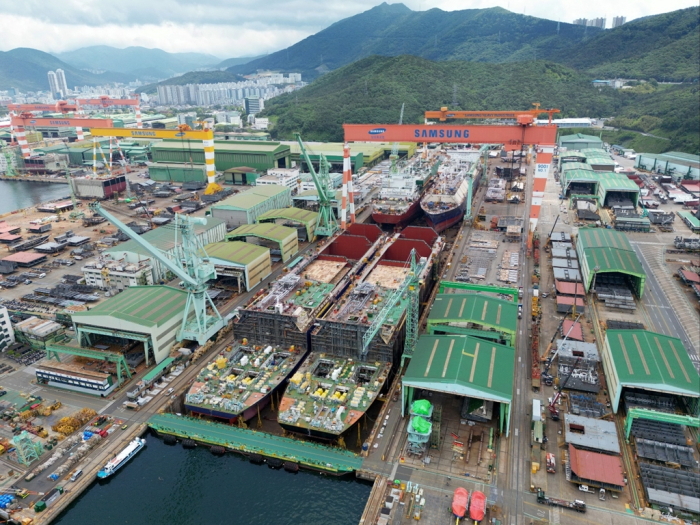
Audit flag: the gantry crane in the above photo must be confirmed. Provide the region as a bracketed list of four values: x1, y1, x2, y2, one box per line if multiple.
[90, 126, 221, 194]
[294, 133, 338, 237]
[89, 202, 226, 344]
[425, 104, 560, 124]
[389, 103, 405, 175]
[361, 249, 425, 364]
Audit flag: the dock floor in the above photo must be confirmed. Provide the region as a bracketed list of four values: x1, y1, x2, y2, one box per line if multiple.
[148, 413, 364, 474]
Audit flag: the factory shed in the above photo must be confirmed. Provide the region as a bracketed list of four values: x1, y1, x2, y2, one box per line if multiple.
[2, 252, 47, 267]
[595, 173, 640, 207]
[148, 163, 207, 183]
[576, 228, 645, 297]
[635, 151, 699, 181]
[105, 218, 225, 282]
[564, 414, 621, 454]
[555, 281, 585, 296]
[223, 166, 259, 185]
[561, 319, 584, 341]
[559, 134, 604, 151]
[257, 207, 318, 242]
[561, 162, 595, 173]
[151, 140, 291, 172]
[602, 329, 700, 413]
[71, 285, 188, 365]
[204, 241, 271, 291]
[402, 334, 515, 436]
[562, 169, 599, 196]
[552, 268, 581, 282]
[210, 185, 292, 228]
[227, 223, 297, 262]
[426, 293, 517, 346]
[568, 444, 625, 491]
[555, 295, 586, 314]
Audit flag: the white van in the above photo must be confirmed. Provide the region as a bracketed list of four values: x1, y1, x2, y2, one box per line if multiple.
[70, 469, 83, 482]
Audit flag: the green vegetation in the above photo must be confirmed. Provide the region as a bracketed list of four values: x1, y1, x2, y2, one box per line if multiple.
[141, 71, 246, 93]
[56, 45, 221, 80]
[231, 3, 698, 83]
[558, 7, 700, 82]
[216, 55, 265, 69]
[263, 55, 699, 154]
[0, 48, 132, 91]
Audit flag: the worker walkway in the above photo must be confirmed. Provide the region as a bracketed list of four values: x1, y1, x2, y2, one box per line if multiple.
[148, 413, 363, 474]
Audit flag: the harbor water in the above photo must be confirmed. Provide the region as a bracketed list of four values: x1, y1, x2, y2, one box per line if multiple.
[54, 435, 372, 525]
[0, 180, 70, 215]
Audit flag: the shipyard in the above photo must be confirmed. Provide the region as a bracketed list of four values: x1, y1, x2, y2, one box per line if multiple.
[0, 3, 699, 525]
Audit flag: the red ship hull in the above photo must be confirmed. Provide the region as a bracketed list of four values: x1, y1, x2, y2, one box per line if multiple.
[371, 199, 422, 225]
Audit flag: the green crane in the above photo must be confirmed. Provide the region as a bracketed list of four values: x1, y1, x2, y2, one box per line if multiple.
[295, 133, 338, 237]
[1, 142, 18, 177]
[361, 249, 425, 365]
[389, 103, 405, 175]
[65, 169, 85, 221]
[90, 202, 226, 344]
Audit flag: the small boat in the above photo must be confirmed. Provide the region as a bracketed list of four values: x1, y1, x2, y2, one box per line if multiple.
[469, 490, 486, 522]
[452, 487, 469, 518]
[97, 438, 145, 479]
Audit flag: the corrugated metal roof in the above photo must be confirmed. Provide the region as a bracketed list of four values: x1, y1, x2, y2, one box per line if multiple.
[212, 186, 291, 211]
[257, 207, 318, 225]
[428, 293, 517, 334]
[561, 320, 584, 341]
[403, 335, 515, 403]
[561, 162, 595, 173]
[555, 281, 586, 295]
[604, 329, 700, 397]
[228, 223, 297, 242]
[205, 241, 269, 266]
[72, 285, 187, 328]
[564, 414, 621, 454]
[576, 228, 644, 279]
[568, 444, 625, 487]
[152, 140, 289, 154]
[2, 252, 46, 263]
[106, 218, 224, 259]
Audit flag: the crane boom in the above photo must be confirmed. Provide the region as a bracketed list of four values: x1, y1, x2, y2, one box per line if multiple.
[425, 104, 560, 124]
[390, 103, 405, 175]
[295, 133, 338, 237]
[362, 249, 424, 356]
[89, 202, 225, 344]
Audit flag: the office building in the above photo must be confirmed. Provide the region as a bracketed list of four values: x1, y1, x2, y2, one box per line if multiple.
[244, 97, 264, 116]
[56, 69, 69, 94]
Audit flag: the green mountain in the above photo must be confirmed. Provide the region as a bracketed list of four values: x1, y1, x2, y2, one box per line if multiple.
[230, 3, 698, 83]
[141, 71, 247, 94]
[559, 7, 700, 82]
[216, 55, 266, 69]
[228, 3, 597, 79]
[261, 55, 699, 154]
[56, 46, 221, 81]
[0, 48, 133, 91]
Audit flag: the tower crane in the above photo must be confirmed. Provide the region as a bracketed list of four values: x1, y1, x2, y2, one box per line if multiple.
[548, 357, 581, 421]
[294, 133, 338, 237]
[361, 249, 425, 364]
[425, 104, 560, 124]
[389, 103, 405, 175]
[541, 314, 582, 386]
[89, 202, 226, 344]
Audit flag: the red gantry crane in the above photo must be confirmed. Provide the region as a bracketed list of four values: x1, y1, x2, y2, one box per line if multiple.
[76, 95, 143, 129]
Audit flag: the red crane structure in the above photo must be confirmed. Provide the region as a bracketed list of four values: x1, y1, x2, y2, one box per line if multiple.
[76, 96, 143, 129]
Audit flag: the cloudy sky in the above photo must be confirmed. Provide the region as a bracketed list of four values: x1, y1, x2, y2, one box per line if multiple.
[0, 0, 696, 57]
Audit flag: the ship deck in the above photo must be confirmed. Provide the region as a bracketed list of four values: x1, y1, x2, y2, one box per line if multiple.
[148, 413, 363, 474]
[185, 343, 306, 418]
[278, 353, 391, 437]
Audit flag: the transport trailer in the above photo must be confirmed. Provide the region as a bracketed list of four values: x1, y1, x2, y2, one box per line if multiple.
[536, 489, 586, 513]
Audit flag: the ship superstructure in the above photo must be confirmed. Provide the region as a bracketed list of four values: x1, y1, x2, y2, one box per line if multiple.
[184, 341, 306, 422]
[97, 437, 145, 479]
[371, 155, 440, 226]
[421, 150, 481, 232]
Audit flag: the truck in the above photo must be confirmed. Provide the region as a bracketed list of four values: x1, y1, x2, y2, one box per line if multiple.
[536, 488, 586, 513]
[546, 453, 555, 474]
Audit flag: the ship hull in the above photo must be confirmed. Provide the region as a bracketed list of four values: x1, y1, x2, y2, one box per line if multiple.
[371, 199, 422, 225]
[423, 200, 466, 232]
[97, 439, 145, 480]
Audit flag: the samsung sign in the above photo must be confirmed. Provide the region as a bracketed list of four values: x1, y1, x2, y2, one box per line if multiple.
[368, 128, 387, 135]
[49, 120, 72, 125]
[413, 128, 470, 139]
[130, 131, 158, 137]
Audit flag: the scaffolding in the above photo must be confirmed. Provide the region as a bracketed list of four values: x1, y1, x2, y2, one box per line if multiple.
[12, 431, 43, 466]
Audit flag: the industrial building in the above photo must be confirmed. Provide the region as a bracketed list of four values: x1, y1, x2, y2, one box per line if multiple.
[104, 218, 226, 282]
[567, 444, 626, 492]
[257, 208, 319, 242]
[426, 293, 517, 346]
[82, 257, 154, 291]
[596, 173, 640, 207]
[564, 414, 620, 454]
[148, 163, 207, 183]
[210, 185, 291, 228]
[226, 223, 298, 262]
[222, 166, 260, 185]
[151, 140, 292, 172]
[402, 334, 515, 437]
[71, 285, 189, 365]
[0, 306, 15, 351]
[204, 241, 271, 291]
[575, 228, 646, 297]
[558, 134, 604, 151]
[635, 151, 699, 181]
[13, 317, 66, 350]
[284, 141, 417, 172]
[601, 329, 700, 413]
